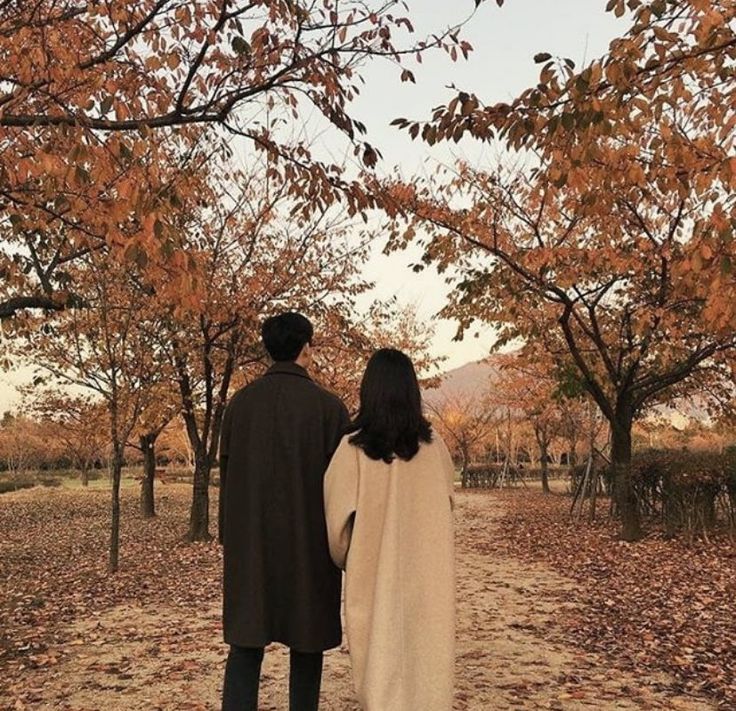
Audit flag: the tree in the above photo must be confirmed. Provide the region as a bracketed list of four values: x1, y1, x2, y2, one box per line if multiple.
[427, 390, 498, 481]
[494, 354, 563, 494]
[130, 385, 179, 518]
[24, 391, 108, 485]
[388, 1, 736, 540]
[557, 400, 586, 469]
[392, 159, 735, 538]
[159, 162, 444, 541]
[0, 1, 476, 321]
[153, 164, 378, 541]
[22, 252, 166, 571]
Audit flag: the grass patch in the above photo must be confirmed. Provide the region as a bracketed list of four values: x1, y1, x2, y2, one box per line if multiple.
[0, 473, 63, 494]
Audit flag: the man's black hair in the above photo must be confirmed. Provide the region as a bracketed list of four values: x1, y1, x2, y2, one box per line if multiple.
[261, 312, 314, 362]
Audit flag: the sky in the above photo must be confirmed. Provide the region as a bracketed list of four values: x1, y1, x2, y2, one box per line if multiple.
[336, 0, 626, 370]
[0, 1, 627, 412]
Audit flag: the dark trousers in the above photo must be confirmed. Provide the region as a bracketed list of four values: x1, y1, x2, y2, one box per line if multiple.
[222, 645, 323, 711]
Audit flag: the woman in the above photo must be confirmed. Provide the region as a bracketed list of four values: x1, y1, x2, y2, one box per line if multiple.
[324, 348, 456, 711]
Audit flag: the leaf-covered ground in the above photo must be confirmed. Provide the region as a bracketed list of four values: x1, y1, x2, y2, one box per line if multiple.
[477, 489, 736, 708]
[0, 485, 726, 709]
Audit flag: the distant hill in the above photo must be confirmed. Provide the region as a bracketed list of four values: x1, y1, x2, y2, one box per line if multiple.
[423, 357, 504, 406]
[424, 357, 711, 426]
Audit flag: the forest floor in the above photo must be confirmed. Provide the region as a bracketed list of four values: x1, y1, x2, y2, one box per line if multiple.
[0, 484, 732, 710]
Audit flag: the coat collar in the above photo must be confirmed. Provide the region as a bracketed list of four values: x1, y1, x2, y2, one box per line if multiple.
[265, 361, 312, 381]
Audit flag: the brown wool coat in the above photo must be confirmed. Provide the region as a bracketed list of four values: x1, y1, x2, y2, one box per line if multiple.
[219, 361, 349, 652]
[324, 433, 456, 711]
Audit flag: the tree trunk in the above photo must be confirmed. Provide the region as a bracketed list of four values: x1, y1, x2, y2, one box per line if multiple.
[174, 330, 236, 544]
[140, 432, 156, 518]
[109, 445, 123, 572]
[589, 465, 599, 523]
[80, 466, 89, 487]
[460, 442, 470, 488]
[611, 419, 642, 542]
[187, 448, 212, 541]
[539, 437, 551, 494]
[568, 437, 578, 468]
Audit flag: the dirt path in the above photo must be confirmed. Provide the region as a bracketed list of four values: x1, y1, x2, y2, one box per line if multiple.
[4, 491, 715, 710]
[453, 495, 714, 710]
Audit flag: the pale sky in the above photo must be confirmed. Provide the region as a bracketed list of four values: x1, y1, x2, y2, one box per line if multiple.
[348, 0, 626, 368]
[0, 1, 626, 412]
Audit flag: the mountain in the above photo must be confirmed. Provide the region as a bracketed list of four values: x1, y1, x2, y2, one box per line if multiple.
[424, 357, 711, 427]
[423, 357, 504, 406]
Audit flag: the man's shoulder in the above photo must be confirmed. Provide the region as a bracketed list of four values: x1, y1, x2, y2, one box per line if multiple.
[309, 381, 347, 413]
[226, 379, 263, 409]
[227, 374, 345, 411]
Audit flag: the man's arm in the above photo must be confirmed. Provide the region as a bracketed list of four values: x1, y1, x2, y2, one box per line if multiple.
[338, 401, 350, 437]
[218, 402, 233, 545]
[329, 399, 351, 457]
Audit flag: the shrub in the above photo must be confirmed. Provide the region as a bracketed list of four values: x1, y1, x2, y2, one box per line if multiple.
[631, 449, 669, 516]
[462, 464, 499, 489]
[0, 474, 37, 494]
[0, 473, 64, 494]
[661, 451, 725, 540]
[462, 463, 533, 489]
[630, 448, 733, 539]
[37, 476, 62, 488]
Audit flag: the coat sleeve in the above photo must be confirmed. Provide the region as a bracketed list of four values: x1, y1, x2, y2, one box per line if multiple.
[338, 402, 350, 438]
[436, 434, 457, 511]
[330, 399, 351, 455]
[324, 437, 359, 570]
[218, 401, 233, 545]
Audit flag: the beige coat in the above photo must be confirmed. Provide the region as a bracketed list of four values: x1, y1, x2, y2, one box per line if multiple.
[324, 433, 456, 711]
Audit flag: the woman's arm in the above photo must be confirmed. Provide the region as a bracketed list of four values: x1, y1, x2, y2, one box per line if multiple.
[436, 434, 457, 511]
[324, 438, 359, 570]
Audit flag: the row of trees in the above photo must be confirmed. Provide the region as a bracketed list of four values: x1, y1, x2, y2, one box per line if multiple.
[430, 352, 736, 502]
[2, 1, 735, 549]
[0, 407, 108, 482]
[429, 352, 606, 493]
[1, 0, 476, 570]
[8, 162, 438, 568]
[0, 407, 213, 480]
[389, 0, 736, 540]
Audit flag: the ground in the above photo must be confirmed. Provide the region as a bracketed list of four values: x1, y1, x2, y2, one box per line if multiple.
[0, 484, 730, 710]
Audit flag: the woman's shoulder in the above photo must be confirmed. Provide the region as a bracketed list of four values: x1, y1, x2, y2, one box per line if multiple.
[421, 432, 454, 465]
[338, 431, 358, 448]
[397, 432, 450, 463]
[424, 431, 449, 452]
[334, 432, 362, 460]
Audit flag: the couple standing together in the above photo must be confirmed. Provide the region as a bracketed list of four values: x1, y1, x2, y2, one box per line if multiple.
[219, 312, 456, 711]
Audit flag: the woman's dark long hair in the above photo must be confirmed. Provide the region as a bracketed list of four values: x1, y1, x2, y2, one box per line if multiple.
[347, 348, 432, 463]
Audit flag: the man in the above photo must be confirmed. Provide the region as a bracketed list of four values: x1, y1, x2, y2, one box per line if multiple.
[219, 312, 350, 711]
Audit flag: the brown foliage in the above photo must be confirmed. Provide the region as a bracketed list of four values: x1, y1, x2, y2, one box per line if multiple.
[0, 0, 476, 323]
[388, 0, 736, 540]
[0, 413, 55, 475]
[0, 485, 222, 706]
[23, 392, 110, 481]
[479, 490, 736, 706]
